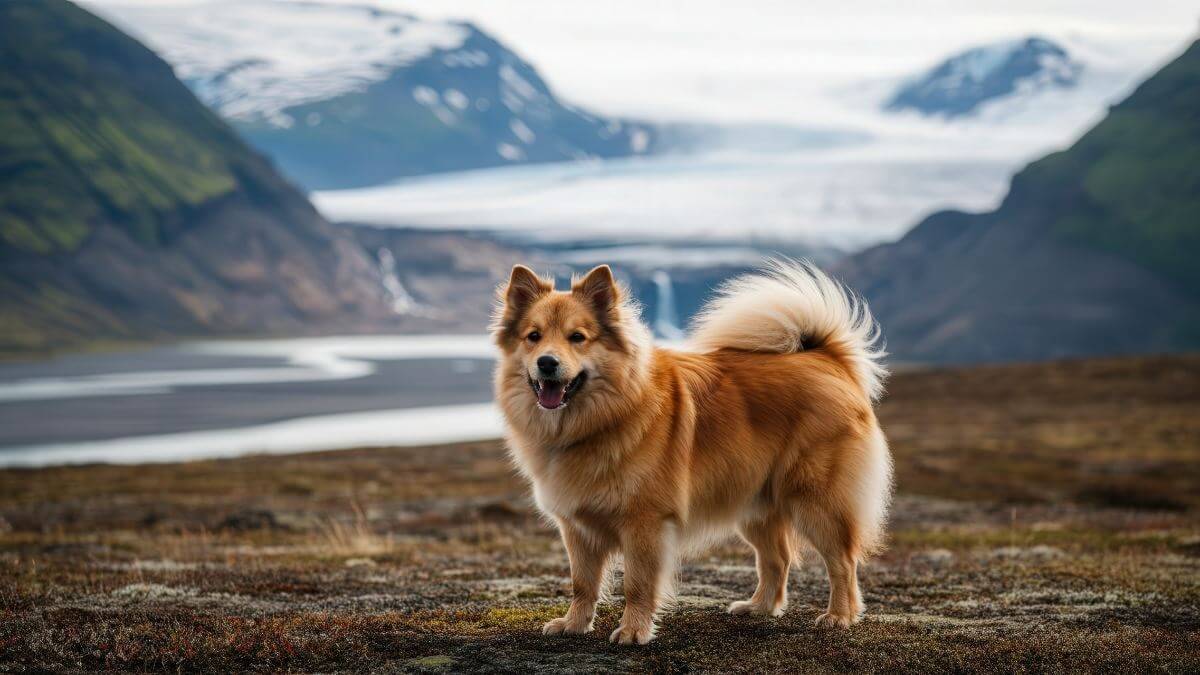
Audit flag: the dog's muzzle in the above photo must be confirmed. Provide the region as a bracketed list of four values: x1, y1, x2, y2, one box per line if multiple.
[529, 371, 587, 410]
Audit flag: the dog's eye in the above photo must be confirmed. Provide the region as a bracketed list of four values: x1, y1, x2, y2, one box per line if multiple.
[569, 332, 586, 343]
[527, 331, 541, 343]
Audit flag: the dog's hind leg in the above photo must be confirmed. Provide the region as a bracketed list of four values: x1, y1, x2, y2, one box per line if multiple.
[728, 513, 793, 617]
[795, 505, 864, 628]
[798, 427, 891, 628]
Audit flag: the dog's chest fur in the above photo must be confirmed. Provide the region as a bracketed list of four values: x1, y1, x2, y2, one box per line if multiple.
[511, 432, 664, 521]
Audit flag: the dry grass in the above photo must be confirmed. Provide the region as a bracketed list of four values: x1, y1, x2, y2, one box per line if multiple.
[315, 502, 396, 557]
[0, 354, 1198, 672]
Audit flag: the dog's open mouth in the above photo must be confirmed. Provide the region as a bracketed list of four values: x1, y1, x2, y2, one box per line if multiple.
[529, 372, 587, 410]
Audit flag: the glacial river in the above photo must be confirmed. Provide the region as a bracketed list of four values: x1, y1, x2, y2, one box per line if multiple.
[0, 336, 504, 467]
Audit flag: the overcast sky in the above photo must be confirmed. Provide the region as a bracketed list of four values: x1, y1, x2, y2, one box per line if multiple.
[86, 0, 1198, 123]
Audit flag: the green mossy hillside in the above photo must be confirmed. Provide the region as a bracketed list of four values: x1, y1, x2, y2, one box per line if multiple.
[0, 0, 292, 254]
[1009, 40, 1200, 294]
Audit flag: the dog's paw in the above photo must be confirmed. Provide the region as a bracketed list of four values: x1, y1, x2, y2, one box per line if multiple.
[727, 600, 785, 617]
[542, 616, 592, 636]
[814, 611, 860, 629]
[608, 623, 655, 645]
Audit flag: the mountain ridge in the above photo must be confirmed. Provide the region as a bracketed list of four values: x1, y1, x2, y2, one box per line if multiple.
[93, 0, 657, 190]
[839, 39, 1200, 363]
[886, 36, 1083, 118]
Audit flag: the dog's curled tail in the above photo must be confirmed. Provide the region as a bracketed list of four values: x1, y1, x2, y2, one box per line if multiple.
[689, 259, 888, 401]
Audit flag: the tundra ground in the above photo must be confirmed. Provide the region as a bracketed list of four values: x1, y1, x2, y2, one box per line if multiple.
[1, 355, 1198, 672]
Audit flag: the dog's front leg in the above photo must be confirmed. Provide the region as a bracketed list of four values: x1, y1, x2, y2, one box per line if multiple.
[544, 518, 615, 636]
[610, 518, 671, 645]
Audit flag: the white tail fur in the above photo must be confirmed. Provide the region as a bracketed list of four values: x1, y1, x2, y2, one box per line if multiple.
[688, 259, 888, 401]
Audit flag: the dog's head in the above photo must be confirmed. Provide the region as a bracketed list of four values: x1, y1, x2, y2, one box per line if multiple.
[493, 264, 644, 413]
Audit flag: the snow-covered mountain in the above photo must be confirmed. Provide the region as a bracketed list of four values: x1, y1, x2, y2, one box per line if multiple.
[885, 37, 1083, 118]
[91, 0, 655, 190]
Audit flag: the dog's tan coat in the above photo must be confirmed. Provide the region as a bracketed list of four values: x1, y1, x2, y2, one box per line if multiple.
[494, 262, 892, 644]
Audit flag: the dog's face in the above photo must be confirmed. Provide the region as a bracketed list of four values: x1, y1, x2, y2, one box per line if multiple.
[494, 265, 629, 411]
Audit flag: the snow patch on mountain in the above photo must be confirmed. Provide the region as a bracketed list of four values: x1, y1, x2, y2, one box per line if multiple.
[95, 0, 469, 125]
[89, 0, 662, 188]
[885, 37, 1084, 118]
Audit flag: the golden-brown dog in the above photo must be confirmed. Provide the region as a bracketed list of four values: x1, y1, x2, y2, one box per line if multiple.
[492, 260, 892, 645]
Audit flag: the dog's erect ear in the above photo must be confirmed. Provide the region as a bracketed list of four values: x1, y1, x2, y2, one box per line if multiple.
[493, 265, 553, 343]
[572, 265, 619, 315]
[505, 265, 552, 312]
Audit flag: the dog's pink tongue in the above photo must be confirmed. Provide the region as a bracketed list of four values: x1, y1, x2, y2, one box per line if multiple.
[538, 381, 566, 409]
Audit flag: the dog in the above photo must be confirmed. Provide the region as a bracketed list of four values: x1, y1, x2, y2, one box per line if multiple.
[492, 260, 892, 645]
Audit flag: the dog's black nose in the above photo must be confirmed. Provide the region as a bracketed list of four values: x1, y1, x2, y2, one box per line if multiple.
[537, 355, 559, 375]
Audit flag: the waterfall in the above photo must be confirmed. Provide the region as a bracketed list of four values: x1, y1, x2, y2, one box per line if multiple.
[652, 270, 685, 340]
[376, 247, 421, 315]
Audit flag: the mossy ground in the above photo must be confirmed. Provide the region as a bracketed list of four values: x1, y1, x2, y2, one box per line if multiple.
[1, 355, 1198, 672]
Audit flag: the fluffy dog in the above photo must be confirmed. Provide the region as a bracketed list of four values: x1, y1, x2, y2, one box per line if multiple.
[492, 260, 892, 644]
